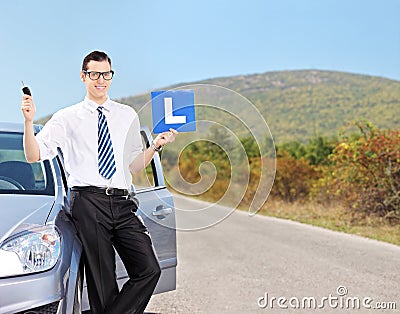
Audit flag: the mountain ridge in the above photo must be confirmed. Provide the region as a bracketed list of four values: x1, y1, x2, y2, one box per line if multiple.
[38, 69, 400, 143]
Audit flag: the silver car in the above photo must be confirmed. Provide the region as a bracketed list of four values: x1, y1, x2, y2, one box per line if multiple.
[0, 122, 177, 313]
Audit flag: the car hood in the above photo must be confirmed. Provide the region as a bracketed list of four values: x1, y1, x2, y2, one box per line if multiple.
[0, 194, 54, 245]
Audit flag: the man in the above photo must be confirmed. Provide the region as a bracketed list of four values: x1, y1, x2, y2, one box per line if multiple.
[21, 50, 177, 313]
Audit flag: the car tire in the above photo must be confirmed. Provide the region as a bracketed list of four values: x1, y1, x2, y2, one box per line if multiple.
[72, 270, 82, 314]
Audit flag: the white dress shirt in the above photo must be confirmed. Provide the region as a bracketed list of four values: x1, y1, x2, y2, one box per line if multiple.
[36, 97, 143, 190]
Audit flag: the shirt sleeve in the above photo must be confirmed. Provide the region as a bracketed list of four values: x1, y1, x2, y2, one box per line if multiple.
[123, 107, 144, 165]
[129, 110, 144, 163]
[35, 111, 67, 161]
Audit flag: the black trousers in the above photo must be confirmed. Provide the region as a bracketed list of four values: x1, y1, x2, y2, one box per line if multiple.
[70, 190, 161, 314]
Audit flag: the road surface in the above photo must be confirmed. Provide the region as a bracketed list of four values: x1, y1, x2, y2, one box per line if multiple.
[146, 195, 400, 313]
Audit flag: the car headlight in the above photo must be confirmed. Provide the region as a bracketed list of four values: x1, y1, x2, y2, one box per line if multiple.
[0, 225, 61, 277]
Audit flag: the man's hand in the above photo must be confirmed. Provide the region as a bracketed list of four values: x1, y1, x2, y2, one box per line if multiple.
[153, 128, 179, 149]
[21, 95, 36, 122]
[130, 129, 179, 173]
[21, 95, 40, 162]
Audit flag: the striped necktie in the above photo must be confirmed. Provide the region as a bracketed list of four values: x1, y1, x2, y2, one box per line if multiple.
[97, 106, 116, 179]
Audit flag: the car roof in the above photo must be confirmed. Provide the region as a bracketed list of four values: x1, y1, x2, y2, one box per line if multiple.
[0, 122, 43, 134]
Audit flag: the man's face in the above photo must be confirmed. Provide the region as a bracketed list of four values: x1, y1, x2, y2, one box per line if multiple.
[80, 60, 112, 104]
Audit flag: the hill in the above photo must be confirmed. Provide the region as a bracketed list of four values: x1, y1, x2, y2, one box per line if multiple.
[38, 70, 400, 143]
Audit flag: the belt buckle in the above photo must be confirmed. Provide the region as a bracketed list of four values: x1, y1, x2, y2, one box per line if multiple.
[105, 187, 113, 196]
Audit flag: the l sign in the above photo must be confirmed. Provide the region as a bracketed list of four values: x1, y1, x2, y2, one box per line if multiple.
[164, 97, 187, 124]
[151, 90, 196, 133]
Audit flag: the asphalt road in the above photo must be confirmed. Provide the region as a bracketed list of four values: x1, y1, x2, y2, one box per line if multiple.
[145, 195, 400, 314]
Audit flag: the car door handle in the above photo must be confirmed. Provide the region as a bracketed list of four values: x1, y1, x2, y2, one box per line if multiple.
[152, 206, 172, 217]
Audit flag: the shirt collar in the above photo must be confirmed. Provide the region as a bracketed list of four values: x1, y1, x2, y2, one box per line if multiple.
[84, 96, 112, 113]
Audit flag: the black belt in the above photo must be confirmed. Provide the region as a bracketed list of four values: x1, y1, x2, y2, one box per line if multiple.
[71, 186, 129, 196]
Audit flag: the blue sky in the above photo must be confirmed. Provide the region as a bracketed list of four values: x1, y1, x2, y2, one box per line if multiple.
[1, 0, 399, 122]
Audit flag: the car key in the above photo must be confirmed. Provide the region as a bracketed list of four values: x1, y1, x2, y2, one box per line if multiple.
[21, 81, 31, 96]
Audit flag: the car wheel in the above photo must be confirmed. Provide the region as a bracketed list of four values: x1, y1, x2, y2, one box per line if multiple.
[72, 270, 82, 314]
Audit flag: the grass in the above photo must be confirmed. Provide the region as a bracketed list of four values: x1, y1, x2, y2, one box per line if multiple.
[257, 198, 400, 246]
[174, 188, 400, 246]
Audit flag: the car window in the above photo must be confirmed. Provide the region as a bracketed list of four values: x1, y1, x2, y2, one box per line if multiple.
[0, 132, 54, 195]
[132, 135, 155, 190]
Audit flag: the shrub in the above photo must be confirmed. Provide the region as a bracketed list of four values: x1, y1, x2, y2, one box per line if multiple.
[270, 151, 321, 203]
[317, 121, 400, 221]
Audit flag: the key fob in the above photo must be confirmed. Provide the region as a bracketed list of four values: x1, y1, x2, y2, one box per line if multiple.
[22, 86, 31, 96]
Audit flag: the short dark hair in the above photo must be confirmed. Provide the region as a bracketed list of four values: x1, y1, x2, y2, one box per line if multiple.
[82, 51, 112, 71]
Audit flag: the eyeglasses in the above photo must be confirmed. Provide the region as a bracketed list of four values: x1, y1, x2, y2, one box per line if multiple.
[83, 70, 114, 80]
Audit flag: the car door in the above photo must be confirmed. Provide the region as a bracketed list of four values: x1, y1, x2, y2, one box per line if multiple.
[115, 126, 177, 294]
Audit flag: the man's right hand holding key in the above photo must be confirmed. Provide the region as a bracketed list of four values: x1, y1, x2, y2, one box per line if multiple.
[21, 91, 40, 163]
[21, 94, 36, 122]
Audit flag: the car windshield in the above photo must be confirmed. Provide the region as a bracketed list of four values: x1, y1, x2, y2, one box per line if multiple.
[0, 132, 54, 195]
